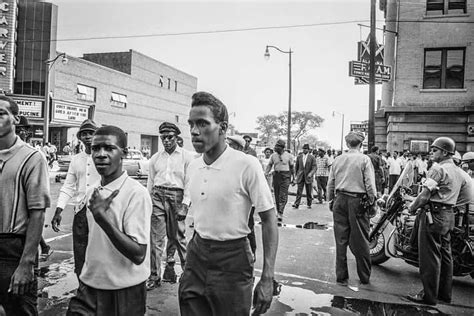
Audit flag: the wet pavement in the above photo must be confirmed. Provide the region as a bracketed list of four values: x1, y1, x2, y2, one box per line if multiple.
[36, 175, 474, 315]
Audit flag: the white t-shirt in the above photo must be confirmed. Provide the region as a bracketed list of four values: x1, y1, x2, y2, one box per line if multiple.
[186, 146, 274, 241]
[387, 157, 401, 175]
[80, 172, 152, 290]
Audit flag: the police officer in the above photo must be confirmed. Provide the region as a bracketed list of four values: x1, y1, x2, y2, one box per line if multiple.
[327, 131, 377, 285]
[406, 137, 473, 305]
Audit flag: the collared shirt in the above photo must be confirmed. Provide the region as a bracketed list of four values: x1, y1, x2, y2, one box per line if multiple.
[80, 172, 152, 290]
[316, 155, 330, 177]
[56, 152, 101, 212]
[244, 146, 257, 157]
[147, 146, 194, 192]
[186, 146, 274, 241]
[266, 151, 294, 173]
[0, 137, 50, 234]
[327, 149, 377, 203]
[302, 153, 308, 167]
[387, 157, 401, 175]
[424, 159, 472, 206]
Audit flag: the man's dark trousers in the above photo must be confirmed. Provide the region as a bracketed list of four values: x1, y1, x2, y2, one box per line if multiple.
[72, 207, 88, 278]
[294, 180, 312, 207]
[389, 174, 399, 193]
[332, 193, 371, 283]
[316, 176, 328, 202]
[418, 208, 454, 304]
[179, 234, 254, 316]
[272, 171, 291, 216]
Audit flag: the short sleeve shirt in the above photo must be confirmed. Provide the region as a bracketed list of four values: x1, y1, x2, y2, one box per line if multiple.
[80, 172, 152, 290]
[0, 137, 50, 234]
[269, 152, 294, 172]
[424, 159, 469, 205]
[187, 146, 274, 241]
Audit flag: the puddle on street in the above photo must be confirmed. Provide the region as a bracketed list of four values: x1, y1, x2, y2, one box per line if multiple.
[275, 284, 447, 315]
[273, 222, 329, 230]
[38, 258, 78, 299]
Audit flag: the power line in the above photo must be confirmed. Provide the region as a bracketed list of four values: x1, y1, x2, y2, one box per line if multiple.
[17, 19, 474, 44]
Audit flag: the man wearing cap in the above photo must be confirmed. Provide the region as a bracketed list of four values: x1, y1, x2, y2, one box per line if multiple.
[406, 137, 473, 305]
[51, 119, 100, 279]
[327, 131, 377, 285]
[147, 122, 194, 289]
[315, 148, 331, 204]
[227, 135, 246, 151]
[266, 139, 295, 221]
[293, 144, 316, 209]
[243, 135, 257, 157]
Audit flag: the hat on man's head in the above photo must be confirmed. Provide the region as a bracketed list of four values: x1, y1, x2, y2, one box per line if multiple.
[275, 139, 286, 148]
[159, 122, 181, 135]
[345, 131, 365, 146]
[243, 135, 252, 142]
[462, 152, 474, 162]
[227, 135, 246, 149]
[78, 119, 98, 135]
[302, 144, 310, 150]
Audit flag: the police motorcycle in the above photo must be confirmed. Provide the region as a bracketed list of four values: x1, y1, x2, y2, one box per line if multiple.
[368, 162, 474, 278]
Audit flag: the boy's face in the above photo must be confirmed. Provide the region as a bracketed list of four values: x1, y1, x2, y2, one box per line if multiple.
[91, 134, 124, 179]
[188, 105, 223, 154]
[79, 130, 95, 147]
[0, 100, 18, 138]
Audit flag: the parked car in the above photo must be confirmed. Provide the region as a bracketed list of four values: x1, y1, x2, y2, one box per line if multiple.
[57, 154, 72, 172]
[123, 149, 149, 178]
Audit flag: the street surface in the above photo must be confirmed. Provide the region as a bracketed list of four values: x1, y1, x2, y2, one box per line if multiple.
[38, 174, 474, 315]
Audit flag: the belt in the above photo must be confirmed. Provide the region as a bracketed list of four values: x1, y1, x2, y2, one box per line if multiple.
[426, 202, 453, 211]
[273, 170, 290, 173]
[154, 185, 183, 192]
[336, 190, 365, 198]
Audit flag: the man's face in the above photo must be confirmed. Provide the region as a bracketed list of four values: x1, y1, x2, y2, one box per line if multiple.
[430, 147, 444, 163]
[264, 149, 272, 158]
[188, 106, 223, 154]
[274, 145, 284, 154]
[79, 130, 94, 147]
[160, 132, 177, 152]
[244, 138, 251, 148]
[303, 148, 309, 154]
[0, 100, 17, 138]
[393, 152, 398, 159]
[91, 134, 124, 179]
[318, 150, 324, 157]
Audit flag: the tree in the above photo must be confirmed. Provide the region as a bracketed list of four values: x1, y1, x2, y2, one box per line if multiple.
[298, 134, 331, 152]
[256, 111, 324, 151]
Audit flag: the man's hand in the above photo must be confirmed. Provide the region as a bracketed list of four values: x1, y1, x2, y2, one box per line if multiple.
[9, 262, 35, 295]
[177, 204, 188, 221]
[51, 207, 63, 232]
[89, 189, 119, 222]
[252, 278, 273, 315]
[329, 200, 334, 212]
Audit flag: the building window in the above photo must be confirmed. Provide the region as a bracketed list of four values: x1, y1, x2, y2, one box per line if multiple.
[111, 92, 127, 108]
[174, 80, 178, 92]
[159, 75, 164, 87]
[168, 78, 171, 89]
[426, 0, 466, 15]
[423, 48, 465, 89]
[77, 84, 96, 102]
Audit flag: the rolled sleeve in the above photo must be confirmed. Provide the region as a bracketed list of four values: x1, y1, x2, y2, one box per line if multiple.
[57, 157, 78, 209]
[25, 152, 51, 210]
[424, 165, 443, 192]
[245, 157, 274, 213]
[123, 189, 152, 245]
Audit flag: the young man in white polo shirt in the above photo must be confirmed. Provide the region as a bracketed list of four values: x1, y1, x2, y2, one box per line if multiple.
[179, 92, 278, 316]
[67, 126, 152, 315]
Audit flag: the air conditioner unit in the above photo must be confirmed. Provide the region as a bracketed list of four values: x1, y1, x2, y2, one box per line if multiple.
[467, 124, 474, 136]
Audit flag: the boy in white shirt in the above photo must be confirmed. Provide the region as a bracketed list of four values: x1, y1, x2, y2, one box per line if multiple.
[67, 126, 152, 315]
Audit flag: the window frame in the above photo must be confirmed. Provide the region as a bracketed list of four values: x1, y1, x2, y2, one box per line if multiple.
[110, 92, 128, 108]
[422, 47, 465, 89]
[426, 0, 466, 15]
[76, 84, 96, 102]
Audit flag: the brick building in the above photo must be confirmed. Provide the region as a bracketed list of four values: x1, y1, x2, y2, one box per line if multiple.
[5, 0, 197, 154]
[376, 0, 474, 153]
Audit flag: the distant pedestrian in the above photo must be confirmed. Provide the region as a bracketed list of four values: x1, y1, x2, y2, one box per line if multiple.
[387, 151, 402, 192]
[261, 147, 274, 190]
[292, 144, 316, 209]
[66, 126, 152, 315]
[146, 122, 194, 289]
[63, 142, 73, 155]
[0, 96, 51, 315]
[266, 139, 295, 221]
[315, 148, 330, 203]
[180, 91, 278, 316]
[327, 131, 377, 285]
[51, 119, 100, 278]
[243, 134, 257, 157]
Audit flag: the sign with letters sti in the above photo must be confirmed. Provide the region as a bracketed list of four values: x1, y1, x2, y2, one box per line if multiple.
[0, 0, 16, 93]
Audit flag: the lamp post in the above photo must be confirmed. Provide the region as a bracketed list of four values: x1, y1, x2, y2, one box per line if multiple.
[43, 52, 68, 145]
[332, 110, 345, 151]
[264, 45, 293, 151]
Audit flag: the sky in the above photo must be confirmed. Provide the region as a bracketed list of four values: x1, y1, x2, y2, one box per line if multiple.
[52, 0, 384, 149]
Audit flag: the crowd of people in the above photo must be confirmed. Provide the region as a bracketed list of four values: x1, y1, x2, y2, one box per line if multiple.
[1, 91, 473, 315]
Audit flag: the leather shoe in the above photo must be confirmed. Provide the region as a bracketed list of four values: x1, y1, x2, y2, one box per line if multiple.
[292, 204, 299, 209]
[406, 293, 436, 305]
[336, 279, 348, 286]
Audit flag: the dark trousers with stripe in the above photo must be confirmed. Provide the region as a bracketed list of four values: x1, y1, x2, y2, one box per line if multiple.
[294, 180, 313, 207]
[179, 234, 254, 316]
[332, 193, 371, 283]
[272, 171, 291, 215]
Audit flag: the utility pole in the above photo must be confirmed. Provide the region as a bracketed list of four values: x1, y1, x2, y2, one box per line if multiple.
[368, 0, 376, 150]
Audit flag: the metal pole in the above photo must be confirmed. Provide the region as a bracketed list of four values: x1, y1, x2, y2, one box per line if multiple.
[287, 49, 292, 151]
[340, 114, 344, 151]
[368, 0, 376, 150]
[43, 55, 51, 145]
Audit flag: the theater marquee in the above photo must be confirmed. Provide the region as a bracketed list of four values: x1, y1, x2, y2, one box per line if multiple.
[0, 0, 17, 93]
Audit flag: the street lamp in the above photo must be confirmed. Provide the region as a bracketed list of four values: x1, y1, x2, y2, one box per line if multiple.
[264, 45, 293, 151]
[43, 52, 68, 144]
[332, 110, 345, 151]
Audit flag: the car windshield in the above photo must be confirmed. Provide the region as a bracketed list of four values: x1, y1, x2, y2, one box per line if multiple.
[125, 151, 142, 160]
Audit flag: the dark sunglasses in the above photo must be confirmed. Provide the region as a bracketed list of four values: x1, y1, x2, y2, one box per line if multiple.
[160, 135, 176, 140]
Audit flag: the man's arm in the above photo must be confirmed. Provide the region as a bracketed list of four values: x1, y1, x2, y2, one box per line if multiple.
[363, 158, 377, 203]
[408, 187, 431, 213]
[265, 156, 274, 175]
[10, 210, 44, 295]
[253, 208, 279, 315]
[289, 156, 295, 182]
[52, 159, 78, 232]
[147, 155, 156, 194]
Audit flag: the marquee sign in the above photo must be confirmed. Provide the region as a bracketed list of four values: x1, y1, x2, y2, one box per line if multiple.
[52, 100, 90, 125]
[0, 0, 16, 93]
[14, 98, 43, 118]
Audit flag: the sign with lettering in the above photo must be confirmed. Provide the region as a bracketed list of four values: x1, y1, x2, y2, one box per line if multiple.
[0, 0, 16, 93]
[349, 61, 392, 82]
[52, 101, 89, 125]
[350, 121, 369, 133]
[14, 98, 43, 118]
[352, 37, 388, 85]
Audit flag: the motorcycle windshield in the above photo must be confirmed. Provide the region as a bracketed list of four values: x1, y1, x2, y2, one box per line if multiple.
[388, 161, 416, 201]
